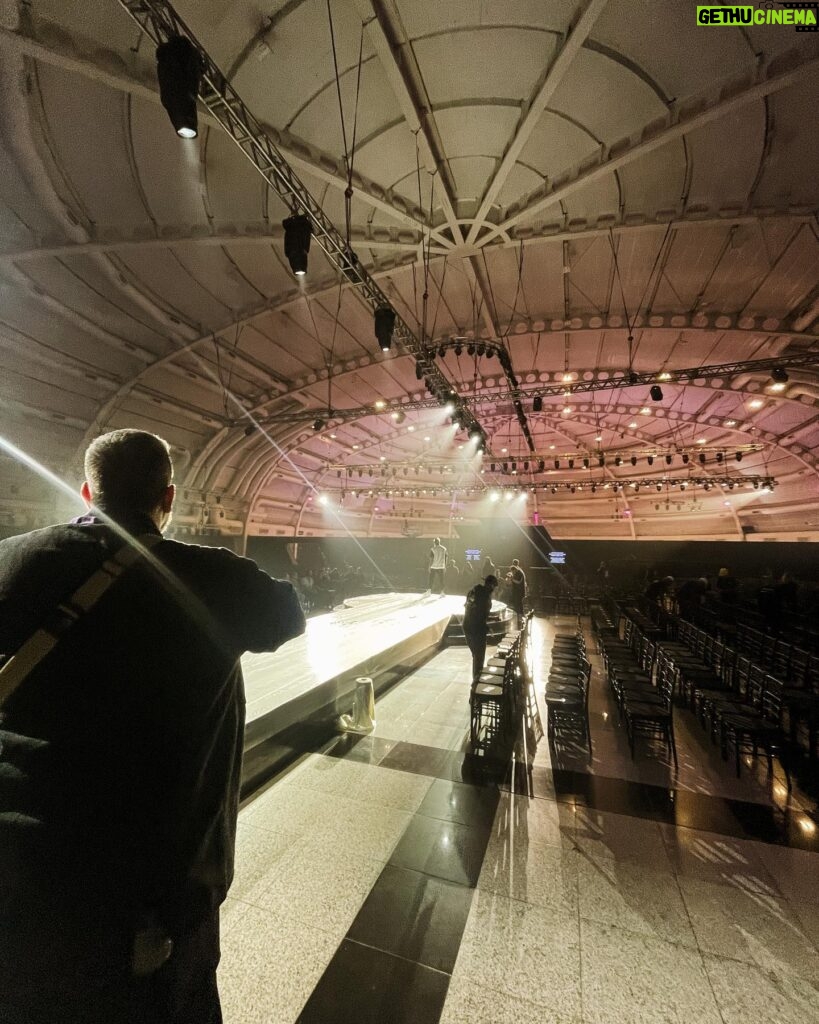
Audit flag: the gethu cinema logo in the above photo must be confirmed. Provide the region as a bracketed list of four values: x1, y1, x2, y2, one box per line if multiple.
[697, 5, 817, 25]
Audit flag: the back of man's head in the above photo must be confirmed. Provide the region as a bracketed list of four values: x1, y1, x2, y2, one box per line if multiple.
[84, 429, 173, 518]
[433, 537, 440, 546]
[512, 559, 520, 567]
[485, 574, 498, 588]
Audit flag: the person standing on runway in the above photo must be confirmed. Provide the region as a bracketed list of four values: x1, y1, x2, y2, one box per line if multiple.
[428, 536, 447, 595]
[463, 574, 499, 683]
[505, 558, 527, 628]
[0, 429, 305, 1024]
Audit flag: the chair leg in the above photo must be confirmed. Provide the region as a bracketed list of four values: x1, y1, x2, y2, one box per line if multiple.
[668, 719, 678, 770]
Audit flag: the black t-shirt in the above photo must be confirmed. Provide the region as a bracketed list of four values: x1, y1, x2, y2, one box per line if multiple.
[463, 583, 493, 634]
[0, 516, 305, 936]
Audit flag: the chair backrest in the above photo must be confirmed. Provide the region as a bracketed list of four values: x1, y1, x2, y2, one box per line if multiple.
[657, 661, 675, 708]
[761, 674, 784, 722]
[734, 654, 753, 697]
[747, 664, 768, 710]
[789, 647, 810, 687]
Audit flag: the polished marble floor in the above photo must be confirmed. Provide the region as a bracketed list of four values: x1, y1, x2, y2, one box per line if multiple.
[219, 616, 819, 1023]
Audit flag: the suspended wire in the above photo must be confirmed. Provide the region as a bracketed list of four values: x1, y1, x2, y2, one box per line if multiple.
[327, 1, 365, 246]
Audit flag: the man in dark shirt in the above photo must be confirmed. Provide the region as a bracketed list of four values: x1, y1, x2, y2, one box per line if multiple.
[0, 429, 305, 1024]
[463, 575, 499, 683]
[505, 559, 527, 627]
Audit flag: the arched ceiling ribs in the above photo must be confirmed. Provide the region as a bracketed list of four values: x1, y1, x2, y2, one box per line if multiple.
[466, 0, 610, 246]
[353, 0, 463, 244]
[0, 20, 444, 243]
[485, 48, 819, 242]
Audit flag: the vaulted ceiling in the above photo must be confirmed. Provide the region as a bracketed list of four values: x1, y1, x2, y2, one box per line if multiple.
[1, 0, 818, 541]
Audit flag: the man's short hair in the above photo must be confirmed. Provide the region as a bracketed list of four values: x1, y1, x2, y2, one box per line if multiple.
[485, 574, 499, 587]
[433, 537, 440, 545]
[84, 429, 173, 516]
[512, 559, 520, 566]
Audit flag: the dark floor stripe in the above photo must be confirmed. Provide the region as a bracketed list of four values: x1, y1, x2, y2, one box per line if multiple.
[322, 732, 819, 852]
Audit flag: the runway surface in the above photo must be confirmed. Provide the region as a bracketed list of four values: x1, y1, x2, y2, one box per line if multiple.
[242, 592, 499, 728]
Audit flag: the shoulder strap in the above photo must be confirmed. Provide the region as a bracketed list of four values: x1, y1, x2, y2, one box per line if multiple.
[0, 533, 162, 708]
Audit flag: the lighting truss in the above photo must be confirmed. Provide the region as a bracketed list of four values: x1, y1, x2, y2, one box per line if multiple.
[248, 353, 819, 427]
[115, 0, 486, 442]
[333, 475, 776, 499]
[330, 443, 765, 477]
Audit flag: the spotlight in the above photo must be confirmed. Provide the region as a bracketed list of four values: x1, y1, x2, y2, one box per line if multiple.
[649, 385, 663, 402]
[583, 458, 590, 469]
[771, 367, 789, 384]
[554, 459, 560, 469]
[591, 483, 597, 494]
[598, 455, 605, 467]
[630, 456, 637, 466]
[476, 344, 486, 357]
[486, 347, 495, 358]
[523, 461, 529, 471]
[511, 461, 517, 471]
[647, 455, 654, 466]
[716, 451, 723, 463]
[374, 306, 396, 352]
[453, 343, 463, 356]
[391, 410, 406, 425]
[665, 454, 673, 465]
[538, 460, 545, 472]
[735, 451, 743, 462]
[467, 344, 476, 356]
[682, 453, 690, 464]
[532, 395, 543, 413]
[656, 483, 662, 492]
[312, 418, 325, 431]
[283, 213, 312, 276]
[156, 36, 202, 138]
[415, 362, 424, 380]
[614, 456, 622, 467]
[699, 452, 706, 464]
[437, 344, 447, 358]
[568, 458, 575, 469]
[490, 462, 496, 472]
[243, 424, 254, 437]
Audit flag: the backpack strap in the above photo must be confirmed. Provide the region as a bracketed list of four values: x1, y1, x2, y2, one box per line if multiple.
[0, 533, 162, 708]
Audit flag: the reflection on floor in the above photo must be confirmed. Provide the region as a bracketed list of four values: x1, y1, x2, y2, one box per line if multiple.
[219, 616, 819, 1024]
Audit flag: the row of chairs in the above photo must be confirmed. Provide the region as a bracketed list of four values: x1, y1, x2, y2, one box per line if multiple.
[469, 614, 533, 756]
[620, 613, 793, 784]
[600, 626, 677, 767]
[544, 627, 592, 755]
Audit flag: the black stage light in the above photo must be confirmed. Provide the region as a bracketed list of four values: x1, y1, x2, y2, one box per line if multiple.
[630, 455, 637, 466]
[243, 424, 254, 437]
[438, 344, 447, 358]
[568, 458, 575, 469]
[735, 451, 743, 462]
[666, 454, 673, 465]
[554, 459, 560, 469]
[532, 395, 543, 412]
[716, 451, 724, 463]
[523, 461, 529, 471]
[454, 343, 463, 356]
[486, 347, 495, 358]
[156, 36, 202, 138]
[583, 457, 590, 469]
[374, 306, 396, 353]
[699, 452, 706, 464]
[282, 213, 312, 276]
[647, 455, 654, 466]
[598, 455, 605, 467]
[467, 344, 476, 356]
[591, 483, 597, 493]
[312, 418, 325, 432]
[490, 462, 496, 472]
[503, 462, 509, 473]
[614, 456, 622, 467]
[682, 452, 689, 464]
[650, 384, 664, 402]
[476, 344, 486, 357]
[415, 362, 423, 380]
[511, 461, 517, 471]
[538, 459, 545, 472]
[771, 367, 789, 384]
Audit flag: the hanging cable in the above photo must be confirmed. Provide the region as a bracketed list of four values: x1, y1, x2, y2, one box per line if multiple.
[327, 2, 365, 246]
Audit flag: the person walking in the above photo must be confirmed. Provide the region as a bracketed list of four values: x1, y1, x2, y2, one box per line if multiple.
[428, 536, 447, 594]
[463, 574, 499, 683]
[0, 429, 305, 1024]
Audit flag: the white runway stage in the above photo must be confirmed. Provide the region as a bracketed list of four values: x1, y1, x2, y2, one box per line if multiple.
[241, 592, 510, 761]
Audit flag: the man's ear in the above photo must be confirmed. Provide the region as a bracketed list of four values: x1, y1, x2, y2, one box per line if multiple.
[80, 481, 93, 507]
[161, 484, 175, 513]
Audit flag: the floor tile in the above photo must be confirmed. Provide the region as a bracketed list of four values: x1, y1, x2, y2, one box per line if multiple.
[416, 778, 500, 827]
[297, 755, 434, 812]
[230, 822, 301, 904]
[452, 889, 582, 1020]
[703, 952, 819, 1024]
[751, 842, 819, 905]
[574, 807, 673, 872]
[321, 733, 397, 765]
[296, 939, 450, 1024]
[679, 875, 819, 981]
[479, 836, 580, 916]
[439, 972, 579, 1024]
[579, 918, 723, 1024]
[389, 813, 493, 887]
[219, 904, 340, 1024]
[347, 864, 473, 973]
[380, 740, 455, 778]
[577, 857, 696, 947]
[490, 790, 576, 848]
[659, 824, 782, 895]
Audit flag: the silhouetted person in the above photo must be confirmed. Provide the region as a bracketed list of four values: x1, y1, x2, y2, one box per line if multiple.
[0, 429, 305, 1024]
[481, 555, 496, 579]
[505, 558, 527, 627]
[463, 574, 499, 683]
[644, 575, 674, 605]
[676, 577, 709, 621]
[428, 536, 447, 594]
[716, 567, 739, 605]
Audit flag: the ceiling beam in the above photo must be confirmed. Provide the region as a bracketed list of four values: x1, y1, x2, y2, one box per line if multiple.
[466, 0, 609, 246]
[355, 0, 463, 243]
[0, 19, 445, 244]
[487, 48, 819, 240]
